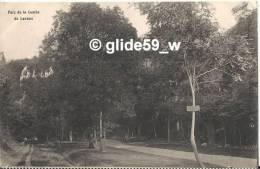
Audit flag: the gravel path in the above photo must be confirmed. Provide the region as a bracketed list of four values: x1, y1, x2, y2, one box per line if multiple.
[106, 139, 257, 168]
[25, 145, 33, 166]
[16, 144, 31, 166]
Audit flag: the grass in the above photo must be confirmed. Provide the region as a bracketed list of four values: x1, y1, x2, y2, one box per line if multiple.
[3, 140, 251, 167]
[0, 143, 29, 166]
[30, 144, 71, 166]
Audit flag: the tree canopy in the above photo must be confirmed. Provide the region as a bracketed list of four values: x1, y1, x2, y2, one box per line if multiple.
[0, 2, 257, 151]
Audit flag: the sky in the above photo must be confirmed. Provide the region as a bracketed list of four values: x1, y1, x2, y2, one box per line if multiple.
[0, 1, 256, 61]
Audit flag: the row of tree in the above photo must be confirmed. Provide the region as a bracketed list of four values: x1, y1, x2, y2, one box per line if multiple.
[0, 2, 257, 156]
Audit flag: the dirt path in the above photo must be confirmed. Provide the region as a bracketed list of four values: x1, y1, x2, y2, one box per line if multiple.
[29, 144, 72, 166]
[16, 145, 30, 166]
[106, 139, 257, 168]
[61, 141, 218, 167]
[25, 145, 33, 166]
[1, 143, 29, 166]
[16, 144, 33, 166]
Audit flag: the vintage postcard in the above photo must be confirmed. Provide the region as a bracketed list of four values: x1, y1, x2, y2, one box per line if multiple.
[0, 0, 258, 168]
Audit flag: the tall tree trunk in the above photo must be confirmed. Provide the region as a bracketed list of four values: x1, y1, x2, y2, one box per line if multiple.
[61, 127, 64, 142]
[55, 125, 59, 141]
[137, 124, 142, 136]
[69, 130, 73, 142]
[180, 120, 185, 139]
[103, 127, 106, 151]
[238, 128, 242, 146]
[167, 114, 170, 143]
[189, 79, 205, 168]
[58, 114, 62, 144]
[224, 127, 227, 146]
[99, 111, 103, 152]
[94, 128, 97, 145]
[104, 129, 106, 139]
[205, 120, 215, 145]
[153, 124, 157, 138]
[46, 134, 49, 143]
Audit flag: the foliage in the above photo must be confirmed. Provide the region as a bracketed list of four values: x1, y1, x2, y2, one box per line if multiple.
[0, 2, 257, 147]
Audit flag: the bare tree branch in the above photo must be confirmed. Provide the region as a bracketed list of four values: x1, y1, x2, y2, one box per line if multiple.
[217, 69, 236, 78]
[196, 67, 218, 79]
[196, 61, 232, 79]
[198, 79, 222, 84]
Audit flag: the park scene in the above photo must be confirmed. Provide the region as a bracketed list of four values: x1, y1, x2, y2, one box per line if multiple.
[0, 2, 258, 168]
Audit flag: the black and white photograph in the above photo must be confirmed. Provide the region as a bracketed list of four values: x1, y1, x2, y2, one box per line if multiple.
[0, 1, 258, 168]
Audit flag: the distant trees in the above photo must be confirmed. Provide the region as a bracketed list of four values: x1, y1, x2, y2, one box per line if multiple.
[0, 3, 257, 165]
[36, 3, 138, 149]
[0, 53, 10, 130]
[138, 2, 256, 167]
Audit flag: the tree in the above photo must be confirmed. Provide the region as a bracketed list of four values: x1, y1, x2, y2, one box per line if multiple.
[138, 2, 256, 167]
[38, 3, 137, 149]
[0, 53, 10, 130]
